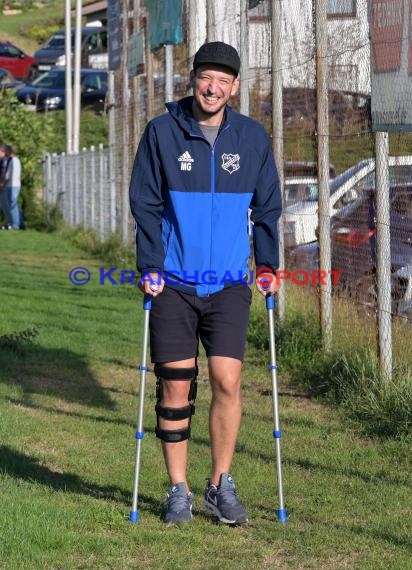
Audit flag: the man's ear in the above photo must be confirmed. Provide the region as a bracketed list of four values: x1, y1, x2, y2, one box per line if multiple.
[189, 69, 196, 89]
[230, 76, 240, 97]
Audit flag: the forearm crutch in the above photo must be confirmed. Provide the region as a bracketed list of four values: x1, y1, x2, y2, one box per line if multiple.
[129, 294, 152, 524]
[264, 290, 287, 523]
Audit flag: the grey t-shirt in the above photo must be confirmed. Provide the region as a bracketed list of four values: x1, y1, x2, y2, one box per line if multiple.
[199, 124, 220, 147]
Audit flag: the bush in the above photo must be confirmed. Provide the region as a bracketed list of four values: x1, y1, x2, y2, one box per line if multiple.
[28, 202, 63, 232]
[59, 226, 135, 268]
[20, 21, 61, 44]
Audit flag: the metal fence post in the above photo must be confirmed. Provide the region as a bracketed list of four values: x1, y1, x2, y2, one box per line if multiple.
[108, 71, 117, 235]
[82, 147, 88, 228]
[271, 0, 285, 321]
[91, 145, 96, 231]
[375, 132, 392, 380]
[43, 153, 51, 205]
[315, 0, 332, 352]
[99, 143, 105, 240]
[62, 153, 68, 222]
[240, 1, 249, 117]
[51, 153, 58, 208]
[74, 152, 80, 226]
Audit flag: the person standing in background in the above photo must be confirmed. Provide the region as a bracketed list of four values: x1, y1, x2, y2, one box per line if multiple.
[0, 143, 11, 230]
[4, 145, 23, 230]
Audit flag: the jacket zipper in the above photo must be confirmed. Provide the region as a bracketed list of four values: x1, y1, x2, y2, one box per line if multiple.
[189, 123, 231, 295]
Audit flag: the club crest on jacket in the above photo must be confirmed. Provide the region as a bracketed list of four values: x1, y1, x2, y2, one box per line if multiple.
[221, 153, 240, 174]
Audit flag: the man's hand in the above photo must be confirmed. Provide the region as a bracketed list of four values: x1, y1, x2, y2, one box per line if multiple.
[138, 271, 165, 297]
[256, 272, 280, 297]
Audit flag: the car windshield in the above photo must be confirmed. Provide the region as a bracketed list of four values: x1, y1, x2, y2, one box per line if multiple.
[284, 181, 318, 205]
[329, 160, 372, 195]
[44, 34, 74, 50]
[31, 70, 65, 88]
[358, 166, 412, 191]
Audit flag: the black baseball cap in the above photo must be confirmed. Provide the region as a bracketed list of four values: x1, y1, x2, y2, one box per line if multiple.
[193, 41, 241, 76]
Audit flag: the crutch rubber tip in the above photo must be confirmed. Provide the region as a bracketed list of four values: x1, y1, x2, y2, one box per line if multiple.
[277, 508, 287, 523]
[129, 510, 139, 523]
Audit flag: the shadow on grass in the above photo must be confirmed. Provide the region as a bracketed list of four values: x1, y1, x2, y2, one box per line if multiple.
[0, 444, 162, 517]
[6, 397, 134, 427]
[0, 344, 115, 410]
[3, 395, 409, 490]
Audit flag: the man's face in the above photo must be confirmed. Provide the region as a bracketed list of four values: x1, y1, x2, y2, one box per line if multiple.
[191, 65, 239, 119]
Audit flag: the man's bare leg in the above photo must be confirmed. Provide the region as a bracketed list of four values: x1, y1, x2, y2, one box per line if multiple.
[208, 356, 242, 486]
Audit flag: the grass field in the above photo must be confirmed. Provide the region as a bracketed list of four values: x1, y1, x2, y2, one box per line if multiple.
[0, 1, 99, 54]
[0, 230, 411, 570]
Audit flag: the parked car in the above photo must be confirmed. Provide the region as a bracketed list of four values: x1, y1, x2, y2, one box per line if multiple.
[283, 159, 373, 247]
[0, 40, 38, 81]
[15, 68, 107, 112]
[288, 167, 412, 320]
[34, 25, 108, 72]
[284, 161, 336, 207]
[0, 67, 25, 90]
[331, 179, 412, 318]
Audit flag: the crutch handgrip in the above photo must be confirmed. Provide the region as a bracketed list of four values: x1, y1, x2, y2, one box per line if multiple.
[260, 278, 276, 310]
[143, 294, 153, 311]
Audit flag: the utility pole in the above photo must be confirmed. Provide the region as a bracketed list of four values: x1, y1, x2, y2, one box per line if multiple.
[72, 0, 82, 154]
[315, 0, 332, 351]
[64, 0, 73, 154]
[271, 0, 285, 320]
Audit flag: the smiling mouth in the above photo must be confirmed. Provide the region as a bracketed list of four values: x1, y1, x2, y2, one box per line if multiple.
[203, 95, 219, 103]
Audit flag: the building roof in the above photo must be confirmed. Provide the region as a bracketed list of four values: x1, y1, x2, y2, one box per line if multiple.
[71, 1, 107, 18]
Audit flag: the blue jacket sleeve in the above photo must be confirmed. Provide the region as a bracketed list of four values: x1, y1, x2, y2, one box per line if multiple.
[250, 135, 282, 273]
[129, 122, 165, 273]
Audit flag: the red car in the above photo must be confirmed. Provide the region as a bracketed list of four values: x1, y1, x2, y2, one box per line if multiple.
[0, 40, 38, 81]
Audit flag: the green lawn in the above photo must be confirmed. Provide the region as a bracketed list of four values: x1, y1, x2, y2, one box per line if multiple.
[0, 1, 98, 54]
[0, 230, 411, 569]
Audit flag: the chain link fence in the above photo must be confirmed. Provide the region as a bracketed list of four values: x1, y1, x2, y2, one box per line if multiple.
[43, 0, 412, 373]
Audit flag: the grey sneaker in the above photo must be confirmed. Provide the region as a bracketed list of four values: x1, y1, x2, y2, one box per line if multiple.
[164, 482, 193, 525]
[204, 473, 248, 524]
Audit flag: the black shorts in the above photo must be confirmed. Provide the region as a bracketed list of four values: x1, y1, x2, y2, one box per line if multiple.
[149, 284, 252, 363]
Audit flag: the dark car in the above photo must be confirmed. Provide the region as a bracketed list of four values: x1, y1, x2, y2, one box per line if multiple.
[0, 67, 25, 90]
[0, 40, 38, 81]
[331, 182, 412, 315]
[34, 26, 108, 72]
[15, 68, 107, 112]
[289, 169, 412, 319]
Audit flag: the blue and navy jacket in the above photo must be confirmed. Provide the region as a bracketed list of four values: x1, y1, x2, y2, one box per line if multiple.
[129, 96, 282, 297]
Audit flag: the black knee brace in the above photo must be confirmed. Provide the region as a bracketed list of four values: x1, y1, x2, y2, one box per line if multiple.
[154, 364, 198, 443]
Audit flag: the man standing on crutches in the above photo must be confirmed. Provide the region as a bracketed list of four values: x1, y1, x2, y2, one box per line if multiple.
[129, 41, 282, 525]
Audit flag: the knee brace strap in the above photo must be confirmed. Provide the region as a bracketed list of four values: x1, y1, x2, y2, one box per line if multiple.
[154, 364, 198, 442]
[154, 364, 197, 381]
[155, 403, 194, 421]
[155, 426, 191, 442]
